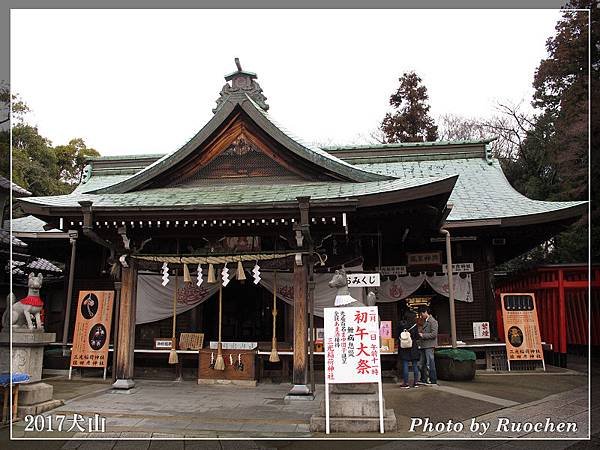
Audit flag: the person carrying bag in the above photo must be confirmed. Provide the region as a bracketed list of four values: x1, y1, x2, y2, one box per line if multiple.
[397, 312, 420, 388]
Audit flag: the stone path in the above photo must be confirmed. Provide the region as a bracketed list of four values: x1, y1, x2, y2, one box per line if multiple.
[6, 372, 591, 445]
[421, 385, 589, 440]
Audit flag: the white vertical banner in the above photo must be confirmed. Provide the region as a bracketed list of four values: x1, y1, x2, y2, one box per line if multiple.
[323, 306, 384, 434]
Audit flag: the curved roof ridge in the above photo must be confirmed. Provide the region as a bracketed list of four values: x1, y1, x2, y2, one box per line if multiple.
[240, 95, 390, 182]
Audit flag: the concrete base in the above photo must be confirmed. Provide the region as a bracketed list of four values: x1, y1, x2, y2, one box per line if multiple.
[310, 390, 398, 433]
[109, 388, 139, 395]
[197, 379, 257, 387]
[284, 393, 315, 403]
[19, 382, 53, 405]
[112, 378, 135, 390]
[17, 399, 63, 418]
[310, 408, 398, 432]
[15, 382, 63, 418]
[331, 383, 377, 394]
[0, 331, 56, 382]
[285, 384, 314, 401]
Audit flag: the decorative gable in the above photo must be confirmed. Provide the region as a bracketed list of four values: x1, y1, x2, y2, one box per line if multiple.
[166, 132, 303, 187]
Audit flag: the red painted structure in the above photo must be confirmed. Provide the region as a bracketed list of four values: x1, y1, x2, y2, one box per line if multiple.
[495, 264, 598, 367]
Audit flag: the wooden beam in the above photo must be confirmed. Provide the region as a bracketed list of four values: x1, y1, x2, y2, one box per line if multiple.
[292, 256, 308, 387]
[113, 261, 138, 389]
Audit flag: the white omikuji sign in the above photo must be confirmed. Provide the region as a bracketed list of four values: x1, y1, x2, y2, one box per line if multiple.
[472, 322, 491, 339]
[323, 306, 384, 433]
[346, 273, 381, 288]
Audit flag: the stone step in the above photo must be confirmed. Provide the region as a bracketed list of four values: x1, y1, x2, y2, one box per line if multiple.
[19, 382, 53, 406]
[310, 408, 397, 433]
[17, 398, 63, 417]
[320, 394, 386, 417]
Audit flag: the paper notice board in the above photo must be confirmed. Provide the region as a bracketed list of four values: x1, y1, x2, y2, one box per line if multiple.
[323, 306, 384, 433]
[70, 290, 114, 379]
[500, 293, 545, 371]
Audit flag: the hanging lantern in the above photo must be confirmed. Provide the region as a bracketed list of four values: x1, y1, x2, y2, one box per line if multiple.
[221, 264, 230, 287]
[183, 263, 192, 283]
[236, 260, 246, 281]
[207, 263, 216, 283]
[252, 263, 261, 284]
[196, 264, 203, 287]
[161, 262, 170, 286]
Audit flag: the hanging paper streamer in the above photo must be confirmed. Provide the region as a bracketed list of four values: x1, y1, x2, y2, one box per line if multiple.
[196, 264, 203, 287]
[252, 263, 261, 285]
[161, 262, 170, 286]
[221, 264, 230, 287]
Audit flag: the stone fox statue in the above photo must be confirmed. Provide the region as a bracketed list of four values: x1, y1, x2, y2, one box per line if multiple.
[2, 273, 44, 330]
[328, 269, 366, 307]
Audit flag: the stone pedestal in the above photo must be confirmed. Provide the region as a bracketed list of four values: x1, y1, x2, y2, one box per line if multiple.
[17, 382, 63, 417]
[310, 388, 397, 433]
[0, 330, 56, 382]
[0, 330, 62, 418]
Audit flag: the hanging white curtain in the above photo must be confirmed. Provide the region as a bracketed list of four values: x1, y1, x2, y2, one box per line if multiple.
[259, 265, 364, 318]
[135, 265, 365, 323]
[426, 273, 473, 303]
[377, 273, 426, 302]
[135, 272, 220, 324]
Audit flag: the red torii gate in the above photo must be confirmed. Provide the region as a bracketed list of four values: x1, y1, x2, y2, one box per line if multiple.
[495, 264, 598, 368]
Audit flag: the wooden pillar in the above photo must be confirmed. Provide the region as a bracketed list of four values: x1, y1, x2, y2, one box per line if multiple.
[62, 233, 78, 355]
[113, 261, 137, 389]
[558, 269, 567, 367]
[291, 256, 309, 392]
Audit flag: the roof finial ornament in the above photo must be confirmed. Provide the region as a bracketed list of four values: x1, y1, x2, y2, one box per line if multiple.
[213, 58, 269, 113]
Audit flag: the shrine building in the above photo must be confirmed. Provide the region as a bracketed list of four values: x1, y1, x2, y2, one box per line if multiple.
[15, 62, 586, 393]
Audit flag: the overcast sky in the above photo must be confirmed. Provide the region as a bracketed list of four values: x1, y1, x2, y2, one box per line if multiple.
[11, 9, 562, 156]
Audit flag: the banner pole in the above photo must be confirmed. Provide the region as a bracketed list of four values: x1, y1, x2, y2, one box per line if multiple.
[378, 380, 384, 433]
[325, 378, 330, 434]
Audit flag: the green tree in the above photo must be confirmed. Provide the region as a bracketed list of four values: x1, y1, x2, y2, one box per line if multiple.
[380, 71, 438, 143]
[497, 2, 596, 268]
[11, 123, 68, 196]
[54, 138, 99, 185]
[0, 83, 101, 196]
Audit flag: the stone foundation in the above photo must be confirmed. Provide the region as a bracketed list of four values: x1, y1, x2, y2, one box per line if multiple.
[310, 389, 397, 433]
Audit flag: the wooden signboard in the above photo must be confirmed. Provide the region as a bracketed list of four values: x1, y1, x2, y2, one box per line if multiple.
[70, 290, 114, 379]
[407, 252, 442, 270]
[198, 348, 256, 384]
[500, 293, 545, 371]
[179, 333, 204, 350]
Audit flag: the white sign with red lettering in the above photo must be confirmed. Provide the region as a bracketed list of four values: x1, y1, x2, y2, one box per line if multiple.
[324, 306, 382, 383]
[323, 306, 384, 433]
[473, 321, 491, 339]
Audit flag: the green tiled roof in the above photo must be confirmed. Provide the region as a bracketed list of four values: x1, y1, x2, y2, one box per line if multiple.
[323, 139, 496, 151]
[21, 176, 455, 210]
[9, 215, 63, 233]
[72, 174, 138, 194]
[94, 95, 388, 194]
[354, 157, 586, 223]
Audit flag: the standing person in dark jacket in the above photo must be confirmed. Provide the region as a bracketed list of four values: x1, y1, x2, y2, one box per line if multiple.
[397, 312, 420, 388]
[417, 305, 438, 385]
